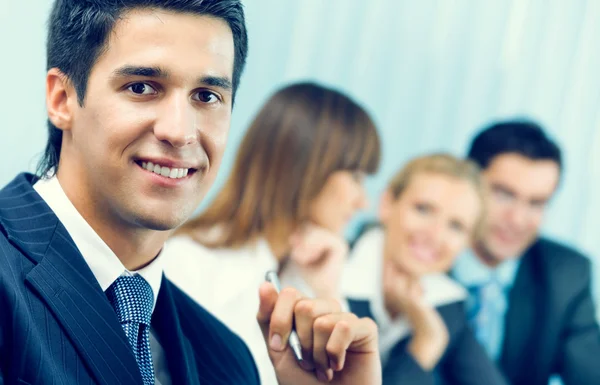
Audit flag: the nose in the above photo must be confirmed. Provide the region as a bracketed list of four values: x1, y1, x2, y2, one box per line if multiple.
[506, 204, 529, 230]
[153, 93, 198, 148]
[425, 217, 446, 246]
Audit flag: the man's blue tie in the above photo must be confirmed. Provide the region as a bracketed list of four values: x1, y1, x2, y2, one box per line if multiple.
[467, 277, 507, 361]
[106, 275, 155, 385]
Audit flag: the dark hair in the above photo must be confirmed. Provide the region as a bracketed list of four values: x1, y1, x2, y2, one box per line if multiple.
[467, 120, 562, 172]
[38, 0, 248, 177]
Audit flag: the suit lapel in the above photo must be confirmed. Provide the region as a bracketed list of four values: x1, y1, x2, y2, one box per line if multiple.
[1, 174, 143, 385]
[348, 298, 374, 319]
[500, 246, 543, 383]
[152, 278, 201, 385]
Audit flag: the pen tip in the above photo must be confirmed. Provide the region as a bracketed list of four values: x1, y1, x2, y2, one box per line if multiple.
[291, 342, 303, 361]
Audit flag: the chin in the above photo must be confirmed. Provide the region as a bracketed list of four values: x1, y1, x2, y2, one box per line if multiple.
[133, 211, 189, 232]
[487, 244, 520, 262]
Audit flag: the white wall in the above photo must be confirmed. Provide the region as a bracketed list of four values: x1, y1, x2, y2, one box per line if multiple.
[0, 0, 52, 177]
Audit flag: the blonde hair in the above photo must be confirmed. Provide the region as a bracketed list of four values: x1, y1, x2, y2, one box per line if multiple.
[388, 153, 486, 236]
[177, 82, 381, 248]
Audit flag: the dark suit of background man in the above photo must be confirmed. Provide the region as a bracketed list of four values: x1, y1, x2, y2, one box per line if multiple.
[452, 120, 600, 385]
[0, 1, 384, 384]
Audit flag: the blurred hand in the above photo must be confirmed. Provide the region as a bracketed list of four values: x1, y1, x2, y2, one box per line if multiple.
[382, 260, 449, 370]
[288, 224, 349, 299]
[257, 283, 382, 384]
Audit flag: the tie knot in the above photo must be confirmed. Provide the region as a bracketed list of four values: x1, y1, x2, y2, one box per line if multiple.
[106, 275, 154, 326]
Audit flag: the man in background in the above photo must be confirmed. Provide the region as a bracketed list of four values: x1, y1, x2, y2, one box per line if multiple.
[453, 120, 600, 385]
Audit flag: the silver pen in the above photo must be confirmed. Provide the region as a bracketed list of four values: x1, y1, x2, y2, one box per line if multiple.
[265, 270, 304, 362]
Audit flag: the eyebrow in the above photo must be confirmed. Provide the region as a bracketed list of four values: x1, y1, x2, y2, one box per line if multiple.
[491, 183, 517, 196]
[529, 196, 551, 205]
[112, 65, 168, 79]
[198, 75, 233, 91]
[111, 65, 233, 92]
[492, 182, 552, 204]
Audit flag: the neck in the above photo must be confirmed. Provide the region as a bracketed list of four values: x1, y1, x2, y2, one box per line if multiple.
[56, 171, 169, 271]
[472, 241, 502, 268]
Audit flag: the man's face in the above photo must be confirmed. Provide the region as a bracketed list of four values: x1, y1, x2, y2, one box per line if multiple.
[53, 9, 235, 231]
[477, 153, 560, 262]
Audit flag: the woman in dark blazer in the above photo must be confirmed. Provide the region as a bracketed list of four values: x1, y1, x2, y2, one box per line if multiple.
[343, 154, 508, 385]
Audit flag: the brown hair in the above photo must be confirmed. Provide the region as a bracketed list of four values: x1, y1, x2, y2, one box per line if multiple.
[177, 82, 381, 247]
[387, 153, 486, 235]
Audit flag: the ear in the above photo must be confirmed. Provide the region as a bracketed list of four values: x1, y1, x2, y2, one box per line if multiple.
[378, 189, 394, 224]
[46, 68, 78, 131]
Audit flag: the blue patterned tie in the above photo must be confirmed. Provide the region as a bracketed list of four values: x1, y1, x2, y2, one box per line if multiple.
[467, 278, 506, 361]
[106, 275, 155, 385]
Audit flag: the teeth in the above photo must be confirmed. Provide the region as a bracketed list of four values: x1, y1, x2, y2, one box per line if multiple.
[141, 161, 190, 179]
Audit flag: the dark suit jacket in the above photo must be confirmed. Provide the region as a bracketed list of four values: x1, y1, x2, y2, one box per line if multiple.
[348, 299, 508, 385]
[489, 238, 600, 385]
[0, 174, 260, 385]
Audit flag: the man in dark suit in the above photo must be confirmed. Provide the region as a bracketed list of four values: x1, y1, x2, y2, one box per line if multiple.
[0, 1, 382, 384]
[452, 120, 600, 385]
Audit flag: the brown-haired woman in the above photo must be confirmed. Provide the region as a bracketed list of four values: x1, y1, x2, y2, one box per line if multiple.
[343, 153, 508, 384]
[164, 82, 381, 384]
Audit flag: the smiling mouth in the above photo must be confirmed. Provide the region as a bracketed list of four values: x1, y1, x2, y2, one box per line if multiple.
[136, 161, 197, 179]
[494, 229, 522, 244]
[409, 242, 438, 264]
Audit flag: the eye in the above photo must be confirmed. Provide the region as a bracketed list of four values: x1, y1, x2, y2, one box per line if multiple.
[492, 187, 514, 202]
[193, 90, 221, 104]
[415, 203, 432, 214]
[449, 220, 465, 233]
[127, 82, 157, 95]
[530, 200, 547, 210]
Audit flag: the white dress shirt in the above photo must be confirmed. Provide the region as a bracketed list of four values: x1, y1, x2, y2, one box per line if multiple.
[342, 228, 467, 365]
[34, 176, 171, 385]
[164, 235, 315, 385]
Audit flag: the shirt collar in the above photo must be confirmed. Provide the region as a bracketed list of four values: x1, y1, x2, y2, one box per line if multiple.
[453, 249, 521, 290]
[33, 175, 163, 308]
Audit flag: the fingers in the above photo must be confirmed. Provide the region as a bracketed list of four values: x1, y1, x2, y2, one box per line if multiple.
[312, 313, 378, 381]
[289, 224, 347, 266]
[408, 279, 424, 299]
[259, 285, 304, 353]
[382, 263, 409, 297]
[290, 232, 325, 266]
[259, 284, 380, 382]
[294, 298, 342, 371]
[313, 315, 339, 381]
[383, 261, 423, 302]
[268, 287, 304, 352]
[257, 282, 279, 342]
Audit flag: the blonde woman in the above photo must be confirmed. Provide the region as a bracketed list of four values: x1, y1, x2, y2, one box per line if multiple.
[164, 82, 381, 384]
[344, 154, 508, 385]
